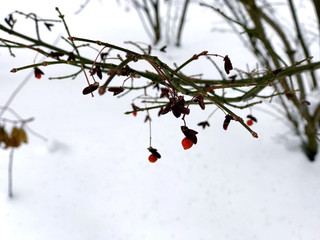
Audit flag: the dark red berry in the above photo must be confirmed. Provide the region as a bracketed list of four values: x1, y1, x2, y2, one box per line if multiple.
[148, 154, 158, 163]
[247, 120, 253, 126]
[182, 137, 193, 150]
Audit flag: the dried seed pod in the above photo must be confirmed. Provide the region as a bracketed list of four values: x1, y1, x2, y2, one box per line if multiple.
[108, 87, 124, 96]
[223, 55, 233, 74]
[247, 114, 257, 123]
[67, 52, 75, 61]
[49, 51, 64, 60]
[148, 147, 161, 159]
[194, 95, 205, 110]
[96, 66, 102, 79]
[34, 67, 44, 79]
[181, 126, 198, 144]
[82, 82, 99, 95]
[223, 114, 233, 130]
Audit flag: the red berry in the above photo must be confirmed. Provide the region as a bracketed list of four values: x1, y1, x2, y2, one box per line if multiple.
[182, 137, 193, 150]
[35, 73, 42, 79]
[148, 154, 158, 163]
[133, 112, 137, 117]
[247, 120, 253, 126]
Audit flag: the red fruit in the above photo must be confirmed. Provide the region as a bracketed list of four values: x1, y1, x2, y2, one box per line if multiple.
[182, 137, 193, 150]
[148, 154, 158, 163]
[34, 67, 44, 79]
[133, 112, 137, 117]
[247, 120, 253, 126]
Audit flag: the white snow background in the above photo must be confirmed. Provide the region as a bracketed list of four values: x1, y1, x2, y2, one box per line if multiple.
[0, 0, 320, 239]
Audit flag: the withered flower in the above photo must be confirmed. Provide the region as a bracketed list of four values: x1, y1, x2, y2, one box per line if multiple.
[161, 96, 190, 118]
[181, 126, 198, 144]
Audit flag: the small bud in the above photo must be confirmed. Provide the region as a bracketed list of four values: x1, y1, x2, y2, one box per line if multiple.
[98, 86, 106, 95]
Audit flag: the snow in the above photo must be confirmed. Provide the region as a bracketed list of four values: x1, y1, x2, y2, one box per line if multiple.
[1, 1, 320, 240]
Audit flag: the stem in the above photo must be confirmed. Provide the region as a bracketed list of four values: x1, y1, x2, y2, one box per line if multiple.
[176, 0, 190, 46]
[8, 148, 15, 198]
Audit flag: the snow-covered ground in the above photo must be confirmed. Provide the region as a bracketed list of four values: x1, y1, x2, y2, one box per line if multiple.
[1, 1, 320, 240]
